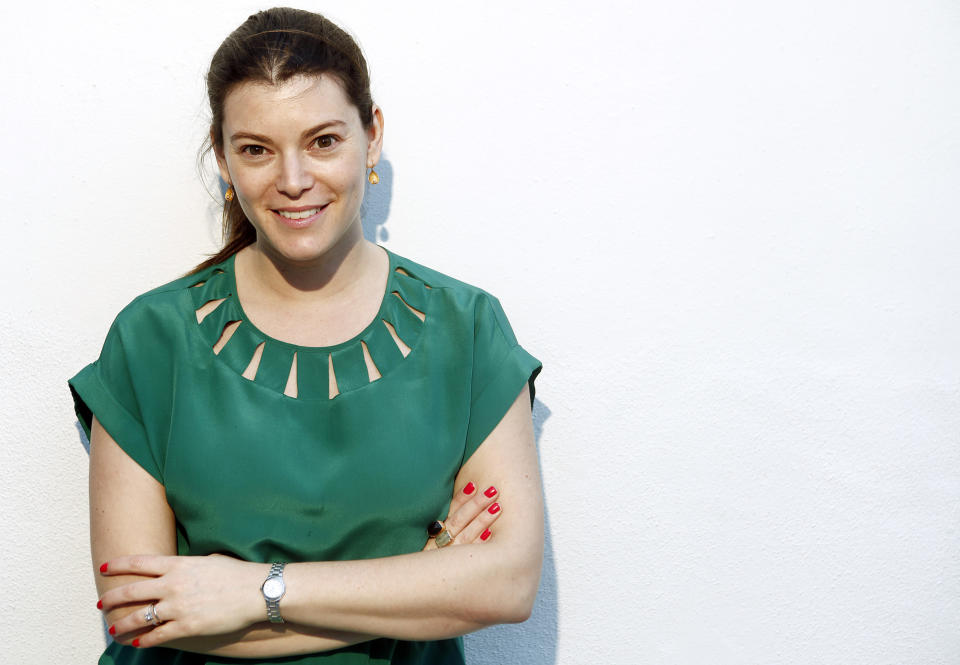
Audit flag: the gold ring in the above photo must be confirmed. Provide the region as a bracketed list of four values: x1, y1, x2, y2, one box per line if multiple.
[435, 528, 455, 548]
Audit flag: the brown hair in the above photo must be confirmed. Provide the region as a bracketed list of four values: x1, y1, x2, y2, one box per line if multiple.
[193, 7, 374, 273]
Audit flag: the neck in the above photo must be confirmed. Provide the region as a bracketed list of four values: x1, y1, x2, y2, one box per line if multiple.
[239, 226, 379, 304]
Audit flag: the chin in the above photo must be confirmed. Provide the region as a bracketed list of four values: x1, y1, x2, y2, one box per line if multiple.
[252, 213, 362, 264]
[264, 233, 353, 265]
[272, 243, 334, 265]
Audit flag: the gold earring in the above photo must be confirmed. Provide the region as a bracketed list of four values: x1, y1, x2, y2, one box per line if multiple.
[224, 186, 234, 202]
[368, 168, 379, 185]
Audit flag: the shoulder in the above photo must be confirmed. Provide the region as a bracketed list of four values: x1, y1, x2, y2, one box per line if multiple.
[388, 250, 528, 365]
[107, 261, 222, 336]
[390, 251, 507, 319]
[392, 253, 542, 454]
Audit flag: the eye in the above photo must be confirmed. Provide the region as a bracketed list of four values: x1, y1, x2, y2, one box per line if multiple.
[240, 145, 266, 157]
[314, 134, 339, 149]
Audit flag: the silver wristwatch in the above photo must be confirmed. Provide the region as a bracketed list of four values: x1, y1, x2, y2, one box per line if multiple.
[260, 562, 286, 623]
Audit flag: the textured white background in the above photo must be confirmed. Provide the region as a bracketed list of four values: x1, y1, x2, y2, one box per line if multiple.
[2, 1, 959, 663]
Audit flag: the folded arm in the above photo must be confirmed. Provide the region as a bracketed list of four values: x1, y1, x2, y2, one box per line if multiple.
[91, 386, 543, 656]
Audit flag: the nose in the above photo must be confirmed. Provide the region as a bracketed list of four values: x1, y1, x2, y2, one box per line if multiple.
[275, 153, 314, 198]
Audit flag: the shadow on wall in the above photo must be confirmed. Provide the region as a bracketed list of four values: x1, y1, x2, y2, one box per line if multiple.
[362, 157, 393, 243]
[465, 398, 558, 665]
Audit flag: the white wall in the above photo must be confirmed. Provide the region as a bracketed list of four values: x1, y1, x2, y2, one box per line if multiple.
[2, 1, 958, 663]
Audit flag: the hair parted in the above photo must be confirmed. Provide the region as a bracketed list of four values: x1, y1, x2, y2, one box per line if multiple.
[194, 7, 374, 273]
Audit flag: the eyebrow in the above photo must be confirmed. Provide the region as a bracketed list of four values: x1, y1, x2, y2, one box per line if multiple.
[229, 121, 348, 144]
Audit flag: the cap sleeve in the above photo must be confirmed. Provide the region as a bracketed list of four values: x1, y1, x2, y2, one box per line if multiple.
[463, 294, 542, 462]
[68, 313, 163, 483]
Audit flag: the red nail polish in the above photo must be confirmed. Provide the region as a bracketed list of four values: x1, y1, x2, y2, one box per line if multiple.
[484, 486, 497, 498]
[462, 482, 476, 495]
[100, 562, 108, 573]
[108, 625, 116, 636]
[132, 639, 140, 648]
[480, 529, 491, 541]
[97, 599, 103, 610]
[488, 502, 501, 514]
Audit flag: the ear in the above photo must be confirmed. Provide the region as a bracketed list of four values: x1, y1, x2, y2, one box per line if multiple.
[365, 105, 385, 169]
[211, 128, 232, 186]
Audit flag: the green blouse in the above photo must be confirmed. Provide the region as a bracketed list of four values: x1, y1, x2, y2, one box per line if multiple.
[69, 249, 541, 665]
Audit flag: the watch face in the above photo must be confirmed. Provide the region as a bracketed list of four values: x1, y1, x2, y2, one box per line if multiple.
[263, 577, 285, 600]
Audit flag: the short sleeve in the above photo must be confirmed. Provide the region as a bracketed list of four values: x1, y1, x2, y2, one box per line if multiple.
[68, 314, 163, 483]
[463, 294, 542, 461]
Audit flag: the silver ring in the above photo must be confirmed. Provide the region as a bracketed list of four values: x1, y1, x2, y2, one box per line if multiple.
[144, 603, 161, 626]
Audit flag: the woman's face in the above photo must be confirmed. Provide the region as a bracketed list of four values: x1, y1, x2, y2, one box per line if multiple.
[215, 74, 382, 265]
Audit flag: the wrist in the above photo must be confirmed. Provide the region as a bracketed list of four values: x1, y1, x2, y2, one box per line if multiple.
[260, 562, 287, 624]
[243, 562, 274, 626]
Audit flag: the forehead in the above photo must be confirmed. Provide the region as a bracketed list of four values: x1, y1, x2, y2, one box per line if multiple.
[222, 74, 359, 133]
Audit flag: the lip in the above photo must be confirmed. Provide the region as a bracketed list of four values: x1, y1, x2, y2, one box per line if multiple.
[271, 204, 328, 228]
[276, 204, 326, 212]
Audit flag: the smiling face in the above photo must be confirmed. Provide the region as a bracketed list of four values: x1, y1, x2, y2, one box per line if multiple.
[214, 74, 382, 266]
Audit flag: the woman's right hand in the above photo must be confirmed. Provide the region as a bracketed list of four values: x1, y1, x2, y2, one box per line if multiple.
[422, 481, 502, 550]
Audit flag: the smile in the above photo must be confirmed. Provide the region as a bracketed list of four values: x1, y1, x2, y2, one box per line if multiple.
[271, 205, 329, 229]
[277, 207, 324, 220]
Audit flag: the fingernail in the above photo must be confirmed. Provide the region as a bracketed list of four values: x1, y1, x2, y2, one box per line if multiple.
[132, 639, 141, 648]
[108, 625, 116, 636]
[462, 482, 476, 495]
[97, 599, 103, 610]
[481, 529, 491, 541]
[484, 486, 497, 498]
[100, 562, 108, 573]
[488, 502, 501, 514]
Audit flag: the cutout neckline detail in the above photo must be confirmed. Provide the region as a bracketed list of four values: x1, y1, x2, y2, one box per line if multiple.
[225, 249, 393, 353]
[189, 248, 432, 400]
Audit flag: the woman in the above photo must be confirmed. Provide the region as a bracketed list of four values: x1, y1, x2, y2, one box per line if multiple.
[69, 7, 543, 664]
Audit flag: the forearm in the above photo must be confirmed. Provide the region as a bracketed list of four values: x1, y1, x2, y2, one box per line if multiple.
[166, 623, 375, 658]
[110, 542, 542, 658]
[98, 564, 378, 658]
[281, 539, 542, 640]
[102, 537, 537, 657]
[106, 538, 539, 656]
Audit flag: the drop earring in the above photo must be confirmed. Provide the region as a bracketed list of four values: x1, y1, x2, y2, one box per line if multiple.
[368, 168, 379, 185]
[224, 186, 234, 202]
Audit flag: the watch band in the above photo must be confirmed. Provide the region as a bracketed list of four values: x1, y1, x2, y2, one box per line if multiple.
[263, 562, 286, 624]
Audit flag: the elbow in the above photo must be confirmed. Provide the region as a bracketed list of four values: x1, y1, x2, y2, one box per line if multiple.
[502, 576, 537, 624]
[486, 578, 537, 625]
[500, 601, 533, 626]
[470, 556, 541, 626]
[498, 544, 543, 624]
[464, 592, 534, 628]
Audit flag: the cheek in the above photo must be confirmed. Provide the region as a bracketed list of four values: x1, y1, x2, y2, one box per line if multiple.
[228, 172, 272, 222]
[232, 172, 275, 207]
[323, 159, 367, 197]
[233, 197, 263, 233]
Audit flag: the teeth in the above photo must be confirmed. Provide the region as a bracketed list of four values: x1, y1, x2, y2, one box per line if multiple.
[278, 208, 321, 220]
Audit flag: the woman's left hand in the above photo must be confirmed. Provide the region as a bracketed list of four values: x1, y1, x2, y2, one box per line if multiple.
[98, 553, 268, 648]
